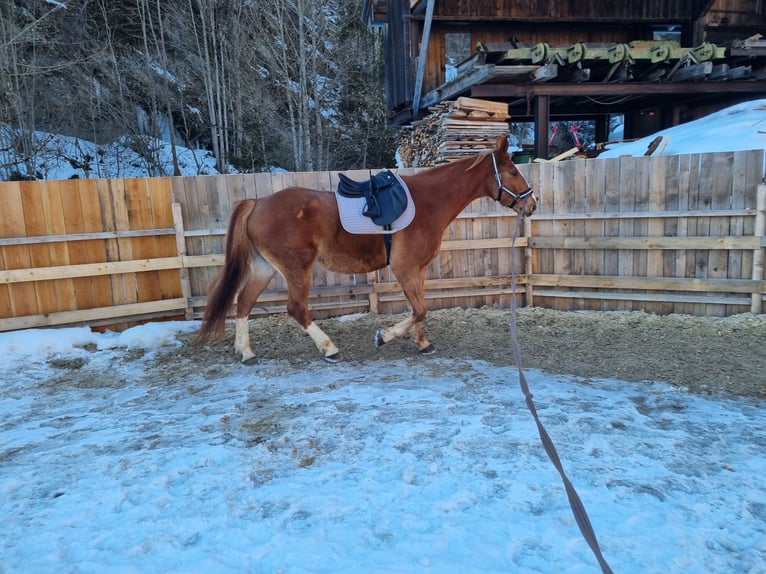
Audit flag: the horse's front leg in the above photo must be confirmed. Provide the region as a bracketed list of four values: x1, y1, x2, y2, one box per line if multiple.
[375, 266, 436, 354]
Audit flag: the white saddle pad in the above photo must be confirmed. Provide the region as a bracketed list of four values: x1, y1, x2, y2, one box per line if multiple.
[335, 173, 416, 234]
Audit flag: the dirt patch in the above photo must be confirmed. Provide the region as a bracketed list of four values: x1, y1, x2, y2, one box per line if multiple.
[148, 306, 766, 400]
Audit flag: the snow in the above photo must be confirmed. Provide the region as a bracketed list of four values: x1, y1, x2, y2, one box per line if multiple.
[599, 99, 766, 158]
[1, 321, 765, 573]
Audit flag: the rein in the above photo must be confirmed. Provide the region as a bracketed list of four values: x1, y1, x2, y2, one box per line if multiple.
[491, 153, 534, 208]
[507, 216, 615, 574]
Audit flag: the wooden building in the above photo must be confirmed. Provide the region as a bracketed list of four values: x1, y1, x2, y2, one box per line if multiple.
[364, 0, 766, 158]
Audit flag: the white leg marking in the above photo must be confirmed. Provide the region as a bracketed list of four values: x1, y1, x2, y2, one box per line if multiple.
[303, 322, 340, 358]
[234, 317, 256, 363]
[379, 316, 415, 344]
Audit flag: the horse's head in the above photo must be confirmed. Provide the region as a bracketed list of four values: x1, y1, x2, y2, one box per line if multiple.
[470, 136, 537, 217]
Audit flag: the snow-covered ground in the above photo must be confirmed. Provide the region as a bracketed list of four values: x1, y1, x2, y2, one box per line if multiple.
[0, 126, 229, 180]
[1, 321, 764, 573]
[599, 99, 766, 158]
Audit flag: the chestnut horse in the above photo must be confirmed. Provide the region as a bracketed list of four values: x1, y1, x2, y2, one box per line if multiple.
[197, 135, 536, 363]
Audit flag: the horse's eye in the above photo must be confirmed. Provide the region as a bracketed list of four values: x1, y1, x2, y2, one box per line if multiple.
[510, 170, 518, 177]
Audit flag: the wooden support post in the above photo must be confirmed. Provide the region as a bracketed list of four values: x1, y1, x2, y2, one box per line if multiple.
[411, 0, 435, 117]
[172, 202, 194, 320]
[751, 184, 766, 314]
[367, 271, 379, 314]
[534, 95, 550, 160]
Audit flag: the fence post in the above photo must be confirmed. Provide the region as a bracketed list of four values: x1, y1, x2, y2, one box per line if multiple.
[367, 271, 379, 314]
[751, 184, 766, 314]
[172, 202, 194, 320]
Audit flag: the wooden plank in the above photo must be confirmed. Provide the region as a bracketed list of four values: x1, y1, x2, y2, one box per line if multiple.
[602, 157, 621, 309]
[617, 156, 637, 310]
[0, 257, 185, 284]
[58, 178, 98, 311]
[584, 157, 606, 310]
[661, 154, 681, 308]
[527, 237, 760, 250]
[709, 152, 735, 315]
[0, 298, 188, 332]
[532, 291, 751, 307]
[728, 151, 747, 287]
[79, 178, 113, 309]
[176, 176, 206, 299]
[524, 208, 756, 221]
[109, 178, 137, 307]
[552, 160, 572, 310]
[97, 178, 128, 310]
[742, 151, 764, 299]
[0, 228, 175, 246]
[18, 180, 56, 316]
[173, 202, 193, 319]
[529, 274, 761, 293]
[148, 178, 181, 303]
[0, 181, 34, 318]
[637, 155, 673, 313]
[41, 179, 77, 312]
[455, 96, 509, 116]
[124, 178, 163, 306]
[373, 275, 529, 293]
[571, 159, 587, 309]
[532, 160, 555, 285]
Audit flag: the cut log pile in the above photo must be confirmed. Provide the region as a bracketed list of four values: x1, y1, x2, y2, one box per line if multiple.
[398, 97, 510, 167]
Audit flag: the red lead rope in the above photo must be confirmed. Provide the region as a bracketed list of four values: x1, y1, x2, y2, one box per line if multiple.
[508, 216, 615, 574]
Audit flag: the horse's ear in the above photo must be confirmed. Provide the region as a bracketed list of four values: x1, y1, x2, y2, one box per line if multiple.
[495, 135, 509, 154]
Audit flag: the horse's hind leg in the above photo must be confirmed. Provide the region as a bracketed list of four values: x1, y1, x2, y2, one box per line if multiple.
[234, 252, 276, 364]
[375, 266, 435, 354]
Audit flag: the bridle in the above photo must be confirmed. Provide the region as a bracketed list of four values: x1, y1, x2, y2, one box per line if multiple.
[491, 153, 535, 210]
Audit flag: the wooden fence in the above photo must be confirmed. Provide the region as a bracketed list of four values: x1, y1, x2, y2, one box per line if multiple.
[1, 150, 764, 332]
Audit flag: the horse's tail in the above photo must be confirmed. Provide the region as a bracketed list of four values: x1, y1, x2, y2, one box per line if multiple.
[196, 199, 257, 343]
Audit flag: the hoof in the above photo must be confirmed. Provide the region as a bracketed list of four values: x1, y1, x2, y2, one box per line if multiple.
[324, 352, 341, 363]
[241, 356, 258, 366]
[418, 344, 437, 355]
[375, 330, 386, 348]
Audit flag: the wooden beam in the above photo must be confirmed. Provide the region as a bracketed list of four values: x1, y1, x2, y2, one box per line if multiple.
[529, 274, 762, 293]
[411, 0, 435, 115]
[470, 79, 766, 98]
[534, 95, 550, 160]
[528, 236, 761, 250]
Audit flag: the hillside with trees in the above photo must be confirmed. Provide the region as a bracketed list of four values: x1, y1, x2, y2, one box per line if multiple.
[0, 0, 398, 179]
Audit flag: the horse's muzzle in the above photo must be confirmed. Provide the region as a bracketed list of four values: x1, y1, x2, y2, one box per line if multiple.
[512, 189, 537, 217]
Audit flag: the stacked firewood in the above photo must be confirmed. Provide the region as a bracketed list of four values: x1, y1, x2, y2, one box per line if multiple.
[398, 97, 510, 167]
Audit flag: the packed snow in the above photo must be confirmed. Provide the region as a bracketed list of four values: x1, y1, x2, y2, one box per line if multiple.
[0, 320, 764, 573]
[599, 99, 766, 158]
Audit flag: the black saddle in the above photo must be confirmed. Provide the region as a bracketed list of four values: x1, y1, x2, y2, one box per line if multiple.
[337, 170, 408, 227]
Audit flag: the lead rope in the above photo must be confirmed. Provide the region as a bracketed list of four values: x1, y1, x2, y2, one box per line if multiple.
[508, 216, 615, 574]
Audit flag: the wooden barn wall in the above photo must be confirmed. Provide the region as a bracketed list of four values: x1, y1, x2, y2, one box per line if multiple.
[383, 0, 412, 113]
[1, 150, 764, 333]
[429, 0, 700, 20]
[704, 0, 766, 27]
